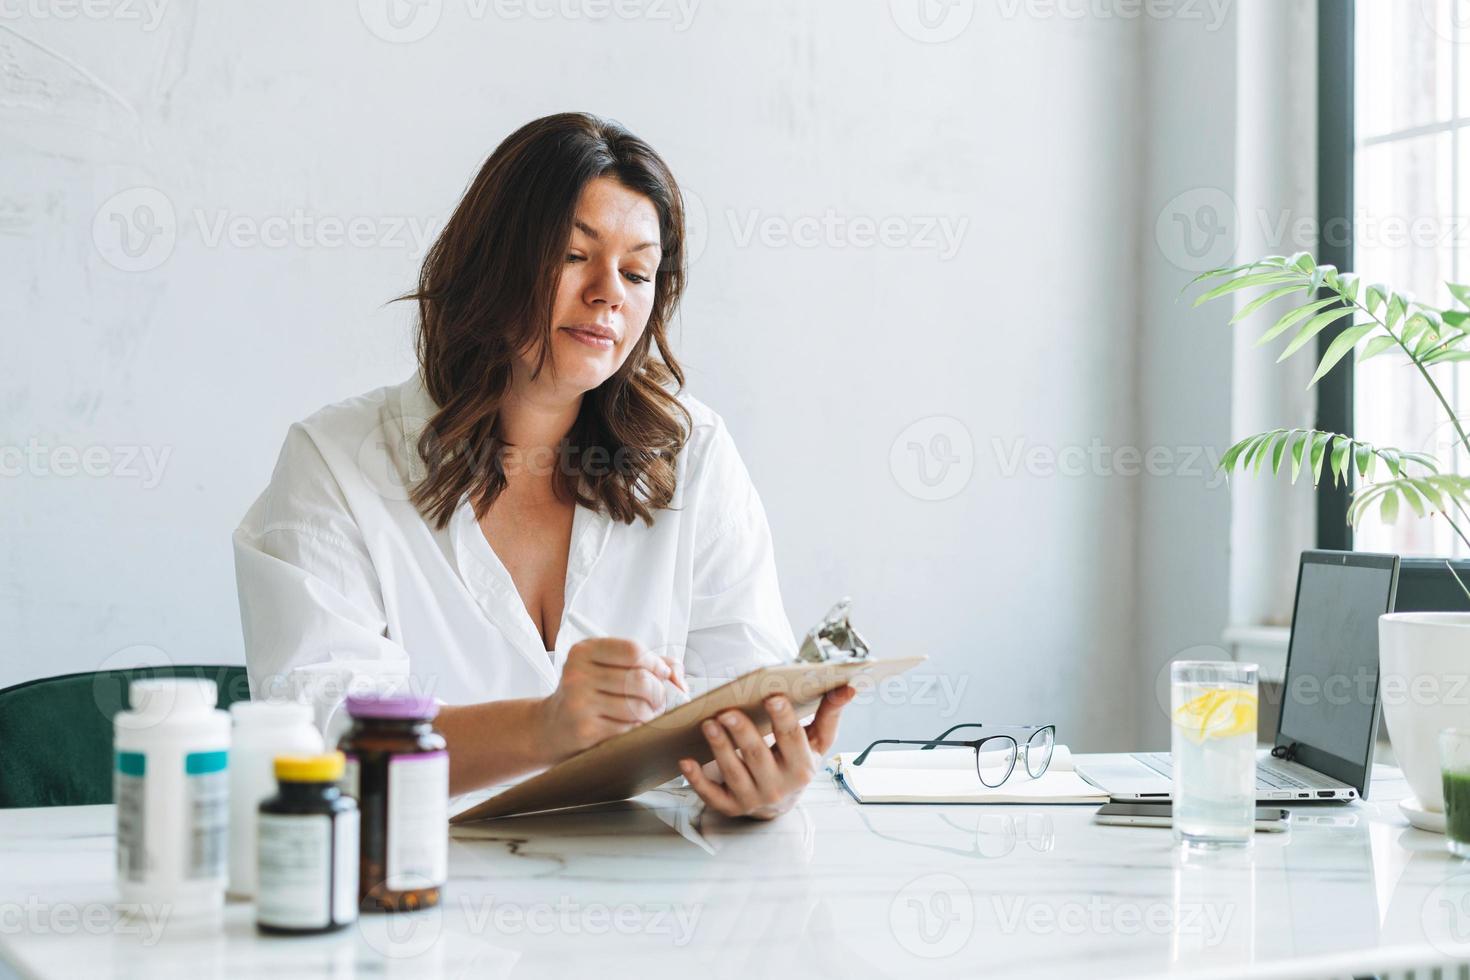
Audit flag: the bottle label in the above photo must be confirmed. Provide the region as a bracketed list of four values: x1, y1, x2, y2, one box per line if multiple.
[115, 752, 147, 882]
[386, 751, 448, 891]
[334, 809, 359, 924]
[185, 750, 229, 880]
[257, 814, 332, 929]
[341, 754, 359, 802]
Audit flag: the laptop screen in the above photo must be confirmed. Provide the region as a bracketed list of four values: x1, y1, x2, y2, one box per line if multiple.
[1276, 551, 1398, 794]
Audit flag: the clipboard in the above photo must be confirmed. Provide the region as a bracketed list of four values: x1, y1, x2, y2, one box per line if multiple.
[450, 655, 927, 823]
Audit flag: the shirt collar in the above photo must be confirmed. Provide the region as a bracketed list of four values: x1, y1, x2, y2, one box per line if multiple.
[448, 491, 613, 686]
[411, 371, 617, 679]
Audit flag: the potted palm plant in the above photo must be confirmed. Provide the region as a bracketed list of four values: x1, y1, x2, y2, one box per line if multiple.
[1193, 253, 1470, 826]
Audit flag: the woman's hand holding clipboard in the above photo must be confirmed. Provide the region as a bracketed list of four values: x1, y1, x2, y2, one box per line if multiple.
[451, 599, 925, 823]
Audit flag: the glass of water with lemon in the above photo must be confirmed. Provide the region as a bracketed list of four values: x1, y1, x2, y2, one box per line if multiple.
[1170, 661, 1259, 848]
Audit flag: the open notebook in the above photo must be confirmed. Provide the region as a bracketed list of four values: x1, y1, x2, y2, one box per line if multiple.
[830, 745, 1108, 804]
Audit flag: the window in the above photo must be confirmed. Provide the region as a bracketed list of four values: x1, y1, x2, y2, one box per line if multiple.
[1343, 1, 1469, 557]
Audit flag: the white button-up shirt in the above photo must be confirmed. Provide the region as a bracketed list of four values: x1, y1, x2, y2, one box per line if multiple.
[233, 374, 793, 733]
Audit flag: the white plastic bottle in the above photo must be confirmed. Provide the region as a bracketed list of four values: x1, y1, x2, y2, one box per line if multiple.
[227, 701, 323, 898]
[114, 679, 231, 914]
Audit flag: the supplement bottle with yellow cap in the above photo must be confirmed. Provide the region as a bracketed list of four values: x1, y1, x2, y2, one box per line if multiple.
[256, 752, 359, 934]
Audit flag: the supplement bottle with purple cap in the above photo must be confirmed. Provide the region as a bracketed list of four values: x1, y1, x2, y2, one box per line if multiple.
[338, 693, 447, 912]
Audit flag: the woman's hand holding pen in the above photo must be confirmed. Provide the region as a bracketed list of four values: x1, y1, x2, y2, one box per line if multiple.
[537, 637, 688, 762]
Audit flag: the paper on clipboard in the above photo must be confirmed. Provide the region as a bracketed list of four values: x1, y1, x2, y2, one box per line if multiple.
[450, 654, 927, 823]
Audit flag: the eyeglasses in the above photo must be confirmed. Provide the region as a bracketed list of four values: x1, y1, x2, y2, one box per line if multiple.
[852, 723, 1057, 788]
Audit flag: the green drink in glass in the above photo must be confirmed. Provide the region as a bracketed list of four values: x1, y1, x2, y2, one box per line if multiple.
[1441, 729, 1470, 857]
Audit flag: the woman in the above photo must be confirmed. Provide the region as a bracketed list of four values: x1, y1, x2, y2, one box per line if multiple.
[233, 112, 853, 819]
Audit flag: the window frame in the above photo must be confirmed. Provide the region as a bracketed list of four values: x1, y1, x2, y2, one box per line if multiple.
[1316, 0, 1355, 552]
[1316, 1, 1470, 603]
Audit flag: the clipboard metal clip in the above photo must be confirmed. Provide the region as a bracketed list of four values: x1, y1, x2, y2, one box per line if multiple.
[796, 597, 871, 664]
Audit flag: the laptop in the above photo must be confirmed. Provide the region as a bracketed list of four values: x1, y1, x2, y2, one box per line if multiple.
[1076, 550, 1400, 803]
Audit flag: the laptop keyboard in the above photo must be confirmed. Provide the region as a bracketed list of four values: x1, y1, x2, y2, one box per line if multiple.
[1136, 752, 1314, 791]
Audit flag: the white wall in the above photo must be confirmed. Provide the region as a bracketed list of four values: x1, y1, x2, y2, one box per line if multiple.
[1135, 8, 1240, 746]
[2, 0, 1241, 754]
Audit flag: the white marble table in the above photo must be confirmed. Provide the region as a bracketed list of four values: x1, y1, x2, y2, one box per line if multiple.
[4, 764, 1470, 979]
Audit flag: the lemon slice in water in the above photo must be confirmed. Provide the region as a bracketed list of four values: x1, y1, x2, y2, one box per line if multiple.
[1172, 690, 1257, 744]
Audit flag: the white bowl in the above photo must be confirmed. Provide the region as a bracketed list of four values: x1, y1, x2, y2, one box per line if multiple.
[1378, 612, 1470, 813]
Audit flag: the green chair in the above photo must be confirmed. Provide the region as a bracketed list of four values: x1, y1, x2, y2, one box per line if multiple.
[0, 665, 251, 808]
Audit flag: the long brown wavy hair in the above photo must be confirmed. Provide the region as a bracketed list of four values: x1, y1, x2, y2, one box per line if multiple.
[403, 113, 692, 529]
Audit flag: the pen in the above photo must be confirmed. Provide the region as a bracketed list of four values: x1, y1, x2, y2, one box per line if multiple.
[561, 608, 688, 696]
